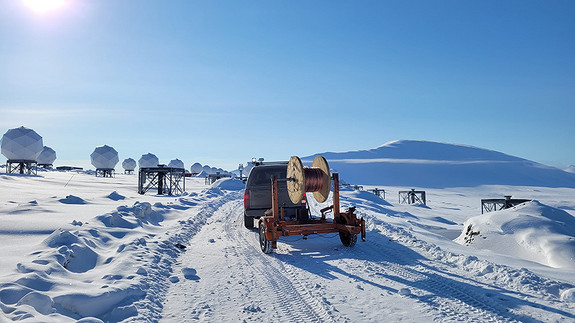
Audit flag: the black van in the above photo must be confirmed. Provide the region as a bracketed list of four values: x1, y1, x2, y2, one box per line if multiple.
[243, 163, 308, 229]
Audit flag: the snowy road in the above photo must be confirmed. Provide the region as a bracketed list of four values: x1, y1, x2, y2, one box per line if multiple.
[160, 189, 575, 322]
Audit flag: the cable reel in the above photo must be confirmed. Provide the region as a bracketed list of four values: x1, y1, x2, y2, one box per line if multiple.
[286, 155, 331, 204]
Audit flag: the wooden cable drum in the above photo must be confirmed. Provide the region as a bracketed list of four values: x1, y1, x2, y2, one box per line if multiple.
[287, 156, 331, 204]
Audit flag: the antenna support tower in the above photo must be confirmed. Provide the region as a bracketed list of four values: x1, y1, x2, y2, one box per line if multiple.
[367, 188, 386, 199]
[399, 189, 426, 205]
[96, 168, 115, 177]
[6, 160, 37, 175]
[258, 156, 366, 254]
[138, 166, 186, 195]
[481, 196, 531, 214]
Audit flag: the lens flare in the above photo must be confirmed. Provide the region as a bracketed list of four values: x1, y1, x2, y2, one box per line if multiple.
[22, 0, 67, 13]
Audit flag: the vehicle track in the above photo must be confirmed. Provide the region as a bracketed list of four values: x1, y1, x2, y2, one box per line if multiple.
[336, 228, 522, 322]
[167, 192, 528, 322]
[221, 199, 340, 322]
[223, 194, 518, 322]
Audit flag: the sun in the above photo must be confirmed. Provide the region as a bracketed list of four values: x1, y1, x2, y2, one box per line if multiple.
[22, 0, 67, 13]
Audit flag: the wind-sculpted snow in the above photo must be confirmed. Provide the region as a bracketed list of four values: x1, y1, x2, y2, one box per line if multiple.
[455, 201, 575, 269]
[0, 186, 237, 322]
[338, 190, 575, 299]
[211, 178, 245, 191]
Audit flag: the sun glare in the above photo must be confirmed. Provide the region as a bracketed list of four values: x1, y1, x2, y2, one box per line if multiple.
[22, 0, 67, 13]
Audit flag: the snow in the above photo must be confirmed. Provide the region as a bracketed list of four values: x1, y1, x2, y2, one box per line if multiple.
[455, 201, 575, 269]
[1, 140, 575, 322]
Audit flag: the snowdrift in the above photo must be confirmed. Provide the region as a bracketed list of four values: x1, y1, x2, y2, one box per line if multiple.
[455, 201, 575, 269]
[304, 140, 575, 188]
[0, 186, 238, 322]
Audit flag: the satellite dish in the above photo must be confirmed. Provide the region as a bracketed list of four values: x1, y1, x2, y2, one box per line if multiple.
[90, 145, 119, 169]
[168, 158, 185, 169]
[1, 126, 43, 161]
[37, 146, 57, 165]
[190, 162, 203, 174]
[139, 153, 159, 168]
[122, 158, 137, 171]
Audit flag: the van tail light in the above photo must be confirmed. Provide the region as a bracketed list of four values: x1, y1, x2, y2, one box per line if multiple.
[244, 190, 249, 209]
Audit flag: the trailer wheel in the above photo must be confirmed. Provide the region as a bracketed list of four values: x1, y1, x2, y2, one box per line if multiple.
[244, 214, 254, 229]
[339, 231, 358, 247]
[259, 222, 273, 254]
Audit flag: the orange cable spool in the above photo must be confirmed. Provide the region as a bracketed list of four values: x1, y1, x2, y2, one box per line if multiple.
[286, 156, 331, 204]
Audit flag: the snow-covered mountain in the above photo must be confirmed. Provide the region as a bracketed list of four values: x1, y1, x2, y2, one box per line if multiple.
[305, 140, 575, 188]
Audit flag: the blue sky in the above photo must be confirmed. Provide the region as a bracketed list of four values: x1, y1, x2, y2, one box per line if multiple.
[1, 0, 574, 171]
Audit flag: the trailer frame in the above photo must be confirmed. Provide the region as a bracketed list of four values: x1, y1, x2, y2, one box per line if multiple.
[258, 172, 365, 253]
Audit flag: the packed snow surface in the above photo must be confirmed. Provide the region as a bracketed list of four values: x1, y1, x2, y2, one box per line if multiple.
[1, 140, 575, 322]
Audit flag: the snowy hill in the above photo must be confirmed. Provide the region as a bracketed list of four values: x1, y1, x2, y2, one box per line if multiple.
[304, 140, 575, 188]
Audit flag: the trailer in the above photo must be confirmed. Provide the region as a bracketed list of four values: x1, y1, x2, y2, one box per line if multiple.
[258, 156, 366, 253]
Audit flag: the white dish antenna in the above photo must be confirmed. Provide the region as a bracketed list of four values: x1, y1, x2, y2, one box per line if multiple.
[1, 126, 43, 161]
[139, 153, 159, 168]
[190, 162, 203, 174]
[90, 145, 119, 169]
[37, 146, 57, 165]
[168, 158, 185, 169]
[122, 158, 137, 171]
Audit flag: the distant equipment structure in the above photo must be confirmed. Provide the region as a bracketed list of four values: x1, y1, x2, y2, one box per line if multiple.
[190, 162, 203, 176]
[205, 171, 232, 185]
[138, 153, 159, 169]
[168, 158, 185, 169]
[1, 126, 43, 175]
[138, 164, 186, 196]
[399, 189, 427, 205]
[238, 163, 246, 181]
[367, 188, 386, 199]
[202, 165, 213, 175]
[37, 146, 57, 168]
[90, 145, 119, 177]
[481, 196, 531, 214]
[56, 166, 83, 171]
[122, 158, 137, 174]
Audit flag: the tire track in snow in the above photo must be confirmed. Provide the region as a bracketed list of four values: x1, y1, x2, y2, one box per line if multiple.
[338, 231, 521, 322]
[134, 189, 239, 321]
[222, 199, 339, 322]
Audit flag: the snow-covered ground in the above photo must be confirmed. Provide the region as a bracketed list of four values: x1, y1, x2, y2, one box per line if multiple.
[1, 141, 575, 322]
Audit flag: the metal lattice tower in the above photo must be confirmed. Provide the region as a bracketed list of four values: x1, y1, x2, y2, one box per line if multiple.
[138, 166, 186, 195]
